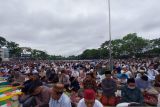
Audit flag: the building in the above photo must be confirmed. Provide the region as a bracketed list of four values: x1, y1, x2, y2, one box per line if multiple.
[20, 47, 31, 59]
[0, 47, 9, 61]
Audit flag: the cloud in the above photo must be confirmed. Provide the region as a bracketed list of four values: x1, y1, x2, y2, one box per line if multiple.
[0, 0, 160, 56]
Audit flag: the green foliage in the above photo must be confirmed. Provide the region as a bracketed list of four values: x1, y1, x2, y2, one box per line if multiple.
[100, 33, 151, 58]
[48, 55, 66, 60]
[122, 33, 149, 55]
[80, 49, 100, 59]
[99, 48, 109, 59]
[0, 33, 159, 60]
[6, 41, 21, 58]
[31, 49, 49, 60]
[0, 36, 7, 47]
[80, 48, 109, 59]
[150, 38, 160, 48]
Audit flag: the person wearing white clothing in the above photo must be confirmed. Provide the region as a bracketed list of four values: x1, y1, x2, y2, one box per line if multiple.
[147, 64, 159, 81]
[77, 89, 103, 107]
[77, 98, 103, 107]
[49, 83, 71, 107]
[121, 66, 133, 78]
[71, 69, 79, 78]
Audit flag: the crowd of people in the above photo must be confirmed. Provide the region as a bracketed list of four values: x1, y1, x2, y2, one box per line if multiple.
[0, 58, 160, 107]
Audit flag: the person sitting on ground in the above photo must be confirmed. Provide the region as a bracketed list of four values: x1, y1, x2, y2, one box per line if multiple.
[135, 75, 152, 93]
[101, 70, 117, 106]
[49, 83, 72, 107]
[136, 67, 147, 79]
[19, 80, 51, 107]
[120, 78, 144, 106]
[136, 73, 159, 96]
[59, 70, 70, 90]
[70, 88, 81, 107]
[83, 72, 97, 92]
[121, 66, 133, 78]
[12, 70, 25, 85]
[46, 72, 59, 87]
[6, 70, 14, 83]
[111, 69, 119, 79]
[155, 74, 160, 87]
[117, 74, 128, 89]
[71, 67, 79, 78]
[77, 89, 103, 107]
[113, 62, 121, 74]
[30, 82, 51, 107]
[147, 64, 159, 81]
[155, 73, 160, 104]
[78, 67, 86, 83]
[130, 64, 137, 77]
[69, 76, 80, 91]
[21, 73, 41, 94]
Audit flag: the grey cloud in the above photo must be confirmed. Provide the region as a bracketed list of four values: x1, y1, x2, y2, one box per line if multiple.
[0, 0, 160, 56]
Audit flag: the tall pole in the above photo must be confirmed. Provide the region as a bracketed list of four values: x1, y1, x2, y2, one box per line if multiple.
[108, 0, 112, 70]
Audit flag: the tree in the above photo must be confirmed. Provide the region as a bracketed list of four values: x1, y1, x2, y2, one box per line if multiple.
[150, 38, 160, 48]
[67, 55, 78, 60]
[6, 41, 21, 58]
[6, 41, 19, 49]
[98, 48, 109, 59]
[0, 36, 7, 47]
[100, 33, 150, 58]
[31, 49, 49, 60]
[111, 39, 123, 58]
[121, 33, 149, 57]
[80, 49, 100, 59]
[101, 39, 125, 58]
[39, 51, 49, 60]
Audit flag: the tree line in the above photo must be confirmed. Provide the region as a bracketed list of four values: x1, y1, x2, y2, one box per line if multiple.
[80, 33, 160, 59]
[0, 33, 159, 60]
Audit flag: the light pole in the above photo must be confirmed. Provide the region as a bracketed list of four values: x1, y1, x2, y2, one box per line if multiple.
[107, 0, 112, 70]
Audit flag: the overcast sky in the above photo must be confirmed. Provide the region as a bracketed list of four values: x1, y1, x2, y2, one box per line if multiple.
[0, 0, 160, 56]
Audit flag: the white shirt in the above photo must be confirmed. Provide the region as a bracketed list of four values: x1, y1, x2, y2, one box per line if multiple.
[49, 93, 71, 107]
[147, 69, 159, 80]
[25, 69, 30, 74]
[32, 69, 38, 74]
[125, 71, 133, 78]
[116, 103, 129, 107]
[72, 70, 79, 78]
[121, 70, 132, 78]
[77, 98, 103, 107]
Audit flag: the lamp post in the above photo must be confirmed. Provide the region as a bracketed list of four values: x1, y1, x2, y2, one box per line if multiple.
[107, 0, 112, 70]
